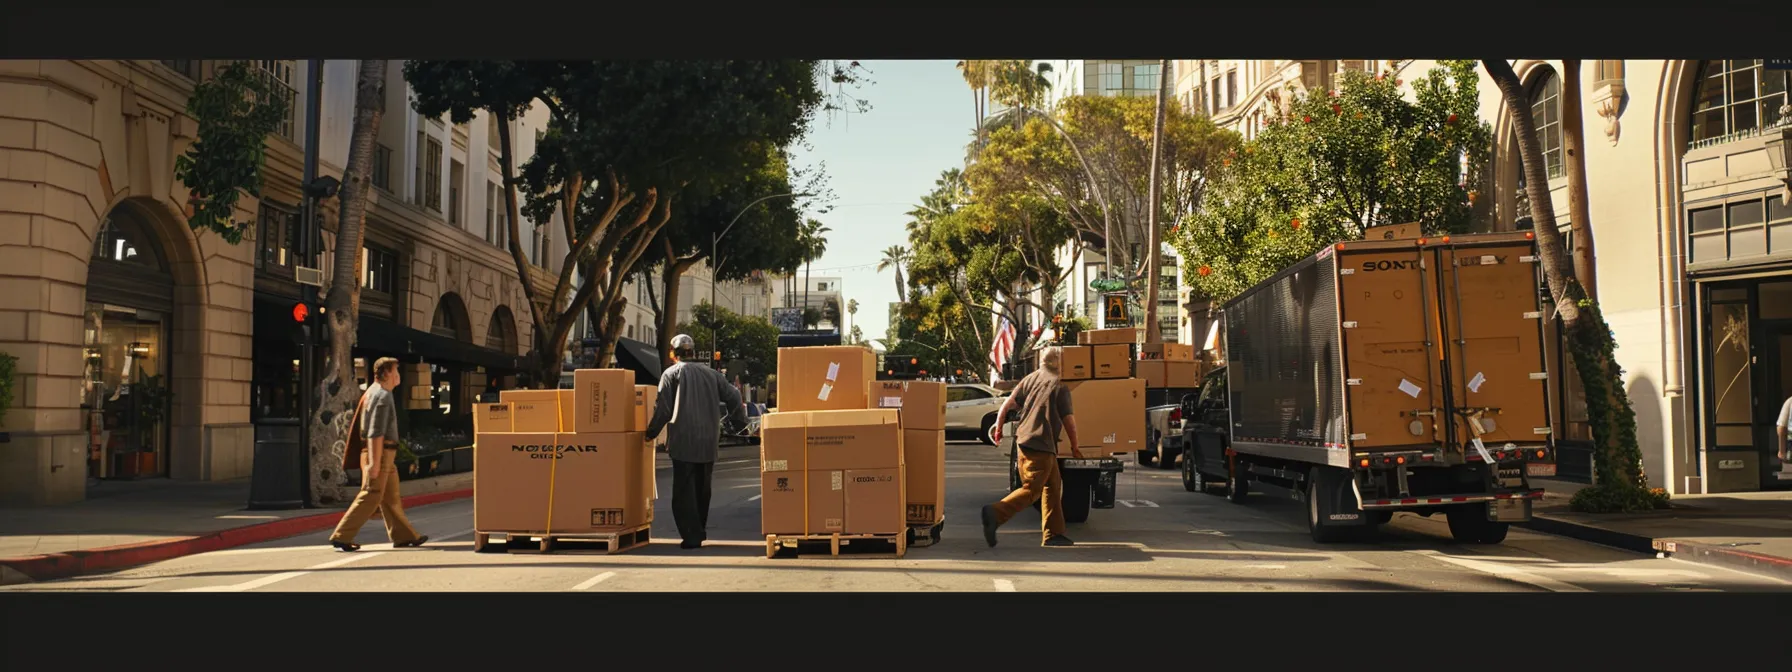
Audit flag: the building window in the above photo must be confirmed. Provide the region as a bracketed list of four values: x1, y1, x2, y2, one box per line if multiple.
[1226, 70, 1237, 109]
[449, 159, 465, 225]
[1596, 60, 1625, 83]
[1209, 78, 1221, 114]
[372, 144, 392, 191]
[486, 307, 514, 353]
[362, 245, 397, 294]
[1691, 60, 1791, 147]
[423, 137, 443, 212]
[1528, 68, 1564, 180]
[255, 201, 298, 277]
[485, 182, 497, 243]
[159, 60, 201, 80]
[497, 209, 509, 251]
[413, 131, 425, 206]
[488, 114, 502, 152]
[251, 60, 299, 142]
[1132, 63, 1162, 94]
[1687, 194, 1787, 266]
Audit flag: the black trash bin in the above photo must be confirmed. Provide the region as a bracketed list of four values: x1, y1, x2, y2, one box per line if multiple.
[249, 418, 306, 510]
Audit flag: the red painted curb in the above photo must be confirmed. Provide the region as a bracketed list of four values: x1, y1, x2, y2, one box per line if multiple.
[0, 487, 473, 584]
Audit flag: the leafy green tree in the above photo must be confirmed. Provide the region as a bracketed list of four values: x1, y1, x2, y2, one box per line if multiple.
[1482, 59, 1664, 512]
[175, 62, 289, 244]
[1172, 60, 1492, 303]
[677, 303, 779, 386]
[406, 61, 834, 383]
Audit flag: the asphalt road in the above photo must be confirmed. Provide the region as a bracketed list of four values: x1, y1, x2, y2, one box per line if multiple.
[8, 441, 1790, 593]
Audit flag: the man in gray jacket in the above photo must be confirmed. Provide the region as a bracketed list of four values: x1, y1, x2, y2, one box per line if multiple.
[646, 334, 748, 549]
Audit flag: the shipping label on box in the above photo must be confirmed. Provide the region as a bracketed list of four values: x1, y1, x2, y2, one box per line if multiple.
[776, 346, 875, 412]
[574, 369, 637, 433]
[802, 409, 902, 471]
[474, 403, 514, 434]
[868, 381, 946, 431]
[1060, 346, 1093, 380]
[902, 429, 945, 524]
[845, 468, 905, 535]
[1058, 378, 1146, 455]
[1092, 344, 1132, 379]
[807, 470, 845, 533]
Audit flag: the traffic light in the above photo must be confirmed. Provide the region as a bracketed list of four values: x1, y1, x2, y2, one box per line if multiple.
[290, 301, 313, 345]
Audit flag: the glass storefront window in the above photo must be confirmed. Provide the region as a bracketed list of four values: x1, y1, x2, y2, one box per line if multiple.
[82, 303, 169, 479]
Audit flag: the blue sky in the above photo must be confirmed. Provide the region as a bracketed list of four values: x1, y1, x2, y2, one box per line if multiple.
[788, 60, 972, 347]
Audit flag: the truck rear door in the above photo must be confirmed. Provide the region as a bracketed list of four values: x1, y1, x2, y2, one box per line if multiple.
[1434, 236, 1552, 451]
[1335, 242, 1443, 450]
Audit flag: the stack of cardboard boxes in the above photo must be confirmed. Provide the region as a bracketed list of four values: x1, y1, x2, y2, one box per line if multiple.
[761, 345, 932, 538]
[1049, 328, 1147, 457]
[870, 379, 947, 529]
[1136, 341, 1200, 389]
[471, 370, 658, 542]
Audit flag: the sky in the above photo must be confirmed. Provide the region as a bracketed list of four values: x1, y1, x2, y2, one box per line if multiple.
[788, 60, 973, 349]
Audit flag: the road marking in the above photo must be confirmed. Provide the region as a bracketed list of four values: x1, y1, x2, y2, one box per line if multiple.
[175, 552, 386, 592]
[1187, 529, 1230, 536]
[1240, 564, 1287, 570]
[1117, 500, 1159, 508]
[571, 571, 617, 591]
[992, 579, 1015, 592]
[1408, 550, 1589, 593]
[747, 494, 762, 501]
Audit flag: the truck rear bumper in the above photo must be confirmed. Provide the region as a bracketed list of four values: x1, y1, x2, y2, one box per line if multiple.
[1359, 489, 1543, 509]
[1062, 457, 1124, 472]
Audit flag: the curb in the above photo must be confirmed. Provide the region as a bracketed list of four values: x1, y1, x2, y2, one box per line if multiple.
[1652, 538, 1792, 583]
[1517, 514, 1658, 555]
[0, 488, 472, 586]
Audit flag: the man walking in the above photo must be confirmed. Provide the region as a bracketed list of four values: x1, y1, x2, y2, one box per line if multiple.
[982, 346, 1081, 548]
[646, 334, 747, 549]
[330, 357, 427, 552]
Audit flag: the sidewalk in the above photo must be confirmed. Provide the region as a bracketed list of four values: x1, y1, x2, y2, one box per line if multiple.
[0, 471, 473, 585]
[1524, 477, 1792, 582]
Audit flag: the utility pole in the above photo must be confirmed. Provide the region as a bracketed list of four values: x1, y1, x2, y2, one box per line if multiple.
[1142, 59, 1170, 344]
[296, 59, 323, 506]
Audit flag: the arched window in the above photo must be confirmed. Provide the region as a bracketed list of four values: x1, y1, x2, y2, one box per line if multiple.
[1690, 60, 1790, 146]
[1528, 68, 1563, 180]
[92, 209, 167, 271]
[485, 306, 515, 353]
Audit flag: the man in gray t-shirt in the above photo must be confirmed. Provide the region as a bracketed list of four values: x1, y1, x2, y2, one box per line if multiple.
[330, 357, 426, 552]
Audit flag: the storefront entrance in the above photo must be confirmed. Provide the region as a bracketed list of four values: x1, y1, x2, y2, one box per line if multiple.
[1698, 277, 1792, 491]
[83, 208, 175, 482]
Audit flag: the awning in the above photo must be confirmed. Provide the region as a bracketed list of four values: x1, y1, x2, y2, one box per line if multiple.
[355, 314, 527, 372]
[611, 337, 664, 385]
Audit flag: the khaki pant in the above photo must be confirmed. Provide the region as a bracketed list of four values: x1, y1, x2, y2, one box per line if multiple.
[329, 448, 420, 545]
[989, 447, 1066, 541]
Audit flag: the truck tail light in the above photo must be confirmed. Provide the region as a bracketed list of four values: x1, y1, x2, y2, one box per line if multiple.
[1169, 408, 1182, 427]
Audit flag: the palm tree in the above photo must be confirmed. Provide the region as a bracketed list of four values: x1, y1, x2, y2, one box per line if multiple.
[799, 218, 830, 314]
[847, 297, 859, 334]
[956, 60, 995, 148]
[878, 245, 910, 303]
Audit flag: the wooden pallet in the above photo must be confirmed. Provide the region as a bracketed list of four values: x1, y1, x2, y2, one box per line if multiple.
[473, 524, 652, 555]
[764, 531, 907, 559]
[906, 516, 945, 548]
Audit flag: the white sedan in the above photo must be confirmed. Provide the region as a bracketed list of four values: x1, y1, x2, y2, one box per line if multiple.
[944, 383, 1009, 445]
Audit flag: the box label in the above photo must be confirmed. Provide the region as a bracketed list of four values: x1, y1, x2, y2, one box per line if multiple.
[772, 475, 797, 492]
[819, 383, 833, 401]
[590, 508, 626, 527]
[907, 503, 937, 523]
[831, 471, 843, 490]
[826, 361, 840, 381]
[764, 459, 789, 472]
[880, 396, 903, 408]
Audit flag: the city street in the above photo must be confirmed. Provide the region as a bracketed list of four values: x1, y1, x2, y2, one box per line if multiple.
[6, 441, 1788, 593]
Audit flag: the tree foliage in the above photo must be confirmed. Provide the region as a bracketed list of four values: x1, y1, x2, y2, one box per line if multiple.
[1172, 61, 1491, 302]
[677, 303, 779, 386]
[175, 62, 289, 244]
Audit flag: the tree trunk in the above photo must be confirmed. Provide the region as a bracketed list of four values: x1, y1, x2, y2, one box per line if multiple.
[1561, 60, 1598, 300]
[1142, 58, 1170, 345]
[307, 59, 386, 506]
[657, 242, 697, 369]
[1483, 59, 1650, 507]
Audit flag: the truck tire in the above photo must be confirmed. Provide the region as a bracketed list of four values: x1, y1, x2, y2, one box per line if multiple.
[1182, 449, 1208, 492]
[1445, 505, 1511, 544]
[1062, 478, 1092, 524]
[1225, 456, 1250, 504]
[1306, 473, 1352, 544]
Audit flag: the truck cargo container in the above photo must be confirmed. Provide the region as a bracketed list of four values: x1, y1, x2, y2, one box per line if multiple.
[1179, 231, 1556, 544]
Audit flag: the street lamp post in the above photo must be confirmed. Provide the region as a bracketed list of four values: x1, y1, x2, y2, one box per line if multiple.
[710, 191, 812, 364]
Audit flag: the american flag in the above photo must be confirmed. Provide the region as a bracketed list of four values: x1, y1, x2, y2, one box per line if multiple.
[990, 317, 1016, 381]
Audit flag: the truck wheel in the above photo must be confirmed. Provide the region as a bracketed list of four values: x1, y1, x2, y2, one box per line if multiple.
[1306, 474, 1351, 544]
[1062, 478, 1092, 524]
[1225, 456, 1250, 504]
[1136, 450, 1156, 467]
[1445, 506, 1511, 544]
[981, 415, 998, 446]
[1182, 451, 1206, 492]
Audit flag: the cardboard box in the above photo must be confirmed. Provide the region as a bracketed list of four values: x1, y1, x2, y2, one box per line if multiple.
[1141, 342, 1196, 362]
[760, 469, 807, 535]
[499, 390, 564, 432]
[776, 346, 876, 412]
[635, 385, 666, 450]
[1059, 346, 1093, 380]
[845, 468, 906, 534]
[867, 380, 946, 431]
[808, 469, 846, 534]
[474, 432, 654, 533]
[786, 409, 902, 471]
[474, 403, 513, 434]
[1057, 378, 1146, 455]
[902, 429, 946, 524]
[574, 369, 637, 433]
[1092, 344, 1132, 379]
[1137, 360, 1200, 389]
[1078, 328, 1136, 346]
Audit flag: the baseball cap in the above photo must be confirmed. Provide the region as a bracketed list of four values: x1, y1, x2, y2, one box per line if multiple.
[670, 334, 696, 350]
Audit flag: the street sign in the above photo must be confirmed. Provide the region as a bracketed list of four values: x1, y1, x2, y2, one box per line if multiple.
[1104, 294, 1130, 327]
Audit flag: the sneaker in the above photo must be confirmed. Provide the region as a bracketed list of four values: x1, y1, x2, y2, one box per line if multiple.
[981, 505, 1000, 548]
[395, 536, 429, 548]
[1043, 536, 1075, 547]
[680, 540, 702, 549]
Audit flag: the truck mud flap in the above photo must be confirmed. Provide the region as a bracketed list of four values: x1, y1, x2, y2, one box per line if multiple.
[1313, 467, 1370, 527]
[1092, 469, 1118, 509]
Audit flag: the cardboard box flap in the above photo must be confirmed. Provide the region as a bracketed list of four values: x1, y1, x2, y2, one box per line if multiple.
[760, 411, 813, 430]
[804, 408, 899, 429]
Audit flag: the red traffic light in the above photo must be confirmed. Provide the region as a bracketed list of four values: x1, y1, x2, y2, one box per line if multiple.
[291, 302, 309, 323]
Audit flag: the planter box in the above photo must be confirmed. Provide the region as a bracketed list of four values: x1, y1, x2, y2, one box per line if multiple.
[441, 446, 473, 473]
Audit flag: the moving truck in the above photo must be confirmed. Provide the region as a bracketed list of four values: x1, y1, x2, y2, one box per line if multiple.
[1179, 231, 1556, 544]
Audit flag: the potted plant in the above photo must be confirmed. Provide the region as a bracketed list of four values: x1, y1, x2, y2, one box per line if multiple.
[0, 351, 16, 443]
[395, 441, 419, 478]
